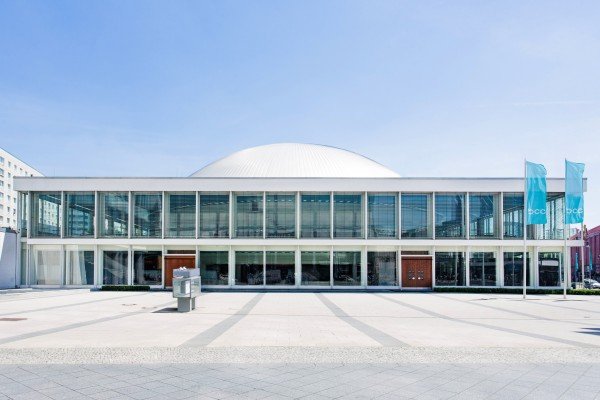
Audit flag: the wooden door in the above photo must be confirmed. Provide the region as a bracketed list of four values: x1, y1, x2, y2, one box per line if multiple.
[165, 256, 196, 287]
[402, 257, 432, 288]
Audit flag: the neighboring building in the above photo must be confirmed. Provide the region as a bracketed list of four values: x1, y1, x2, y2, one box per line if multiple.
[0, 147, 43, 230]
[13, 143, 585, 290]
[571, 225, 600, 281]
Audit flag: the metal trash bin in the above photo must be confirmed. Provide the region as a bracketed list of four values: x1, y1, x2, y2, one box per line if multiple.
[172, 267, 201, 312]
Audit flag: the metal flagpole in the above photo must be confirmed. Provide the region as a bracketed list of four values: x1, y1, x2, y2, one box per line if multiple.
[563, 159, 568, 299]
[581, 222, 585, 287]
[523, 158, 527, 300]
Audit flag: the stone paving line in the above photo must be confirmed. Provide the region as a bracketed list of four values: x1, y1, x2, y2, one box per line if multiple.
[1, 362, 599, 399]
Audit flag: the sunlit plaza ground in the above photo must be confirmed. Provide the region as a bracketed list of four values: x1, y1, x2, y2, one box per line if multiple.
[2, 289, 600, 399]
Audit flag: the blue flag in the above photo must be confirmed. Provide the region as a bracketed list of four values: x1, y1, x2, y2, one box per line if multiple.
[526, 161, 547, 224]
[565, 160, 585, 224]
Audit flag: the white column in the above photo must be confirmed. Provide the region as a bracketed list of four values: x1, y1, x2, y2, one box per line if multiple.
[361, 246, 368, 287]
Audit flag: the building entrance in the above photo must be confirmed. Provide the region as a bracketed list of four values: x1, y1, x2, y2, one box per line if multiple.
[402, 257, 432, 288]
[165, 256, 196, 288]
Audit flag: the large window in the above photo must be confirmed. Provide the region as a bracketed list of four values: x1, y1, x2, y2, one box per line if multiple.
[334, 193, 363, 238]
[234, 194, 263, 238]
[435, 194, 465, 238]
[165, 193, 195, 238]
[538, 252, 562, 287]
[235, 251, 263, 285]
[199, 251, 229, 285]
[31, 192, 61, 237]
[133, 250, 162, 285]
[99, 192, 129, 237]
[65, 246, 94, 285]
[528, 194, 566, 240]
[266, 251, 295, 285]
[19, 192, 28, 237]
[368, 194, 397, 238]
[367, 251, 397, 286]
[469, 193, 498, 239]
[199, 194, 229, 238]
[435, 252, 466, 286]
[133, 193, 162, 238]
[301, 251, 330, 286]
[65, 192, 95, 237]
[301, 194, 331, 238]
[469, 252, 496, 286]
[266, 194, 296, 238]
[503, 193, 524, 239]
[401, 193, 432, 238]
[31, 245, 62, 285]
[333, 251, 361, 286]
[503, 252, 531, 286]
[103, 250, 128, 285]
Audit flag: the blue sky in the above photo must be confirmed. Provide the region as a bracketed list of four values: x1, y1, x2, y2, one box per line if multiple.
[1, 1, 599, 225]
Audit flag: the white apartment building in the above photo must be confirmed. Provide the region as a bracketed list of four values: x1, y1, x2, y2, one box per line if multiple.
[0, 147, 43, 230]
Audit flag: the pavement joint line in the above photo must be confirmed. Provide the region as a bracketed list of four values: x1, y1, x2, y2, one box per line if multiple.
[180, 293, 265, 347]
[374, 293, 600, 349]
[0, 290, 91, 304]
[513, 297, 600, 315]
[314, 293, 409, 347]
[0, 299, 177, 346]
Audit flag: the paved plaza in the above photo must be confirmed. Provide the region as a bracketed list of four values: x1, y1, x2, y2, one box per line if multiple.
[2, 290, 600, 399]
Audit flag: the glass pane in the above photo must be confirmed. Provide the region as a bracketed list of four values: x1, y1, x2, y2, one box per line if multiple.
[19, 192, 28, 237]
[301, 251, 330, 285]
[20, 247, 27, 285]
[166, 193, 196, 238]
[333, 251, 361, 286]
[435, 252, 466, 286]
[334, 194, 363, 238]
[435, 194, 465, 238]
[503, 193, 523, 239]
[301, 194, 330, 238]
[99, 192, 129, 237]
[368, 194, 397, 238]
[401, 193, 432, 238]
[133, 193, 162, 238]
[469, 252, 496, 286]
[32, 246, 62, 285]
[103, 251, 128, 285]
[503, 252, 531, 286]
[31, 192, 61, 237]
[469, 193, 497, 238]
[199, 194, 229, 238]
[266, 251, 295, 285]
[538, 252, 562, 286]
[65, 193, 95, 237]
[367, 251, 397, 286]
[266, 194, 296, 238]
[133, 251, 162, 285]
[199, 251, 229, 285]
[528, 194, 566, 240]
[235, 251, 263, 285]
[66, 248, 94, 285]
[234, 194, 263, 238]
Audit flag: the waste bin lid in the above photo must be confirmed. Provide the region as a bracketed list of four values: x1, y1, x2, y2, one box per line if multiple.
[173, 267, 200, 278]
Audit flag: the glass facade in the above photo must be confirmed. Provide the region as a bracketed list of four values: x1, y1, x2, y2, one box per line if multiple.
[103, 250, 128, 285]
[99, 192, 129, 237]
[401, 193, 432, 238]
[31, 192, 61, 237]
[65, 246, 94, 285]
[503, 252, 531, 286]
[266, 194, 296, 238]
[367, 251, 397, 286]
[469, 252, 496, 286]
[333, 251, 361, 286]
[234, 194, 263, 238]
[199, 251, 229, 285]
[469, 193, 497, 239]
[503, 193, 524, 239]
[435, 252, 466, 286]
[133, 193, 162, 238]
[19, 192, 28, 237]
[266, 251, 295, 285]
[133, 250, 162, 285]
[538, 252, 562, 287]
[334, 194, 363, 238]
[65, 192, 95, 237]
[368, 194, 397, 238]
[301, 251, 330, 285]
[31, 245, 62, 285]
[435, 194, 465, 238]
[165, 193, 195, 238]
[301, 194, 331, 238]
[528, 194, 566, 240]
[235, 251, 263, 285]
[199, 194, 229, 238]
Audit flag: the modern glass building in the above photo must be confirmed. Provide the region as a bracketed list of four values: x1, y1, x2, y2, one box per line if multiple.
[14, 143, 585, 290]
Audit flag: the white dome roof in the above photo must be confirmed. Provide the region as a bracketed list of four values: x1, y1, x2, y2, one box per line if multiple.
[190, 143, 400, 178]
